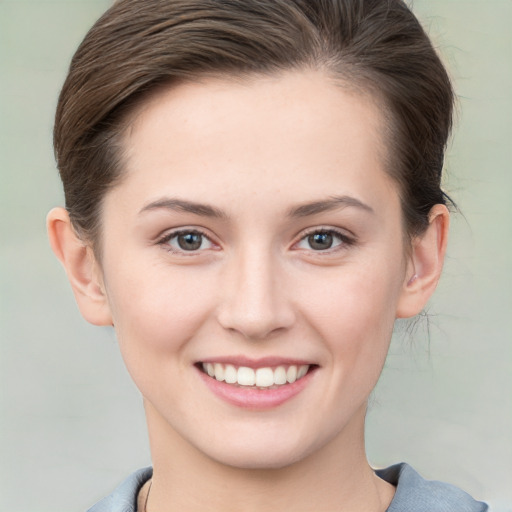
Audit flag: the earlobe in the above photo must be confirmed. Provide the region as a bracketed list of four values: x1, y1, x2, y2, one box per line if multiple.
[396, 204, 450, 318]
[47, 207, 113, 326]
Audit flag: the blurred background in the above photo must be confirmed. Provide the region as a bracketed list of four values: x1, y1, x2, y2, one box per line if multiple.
[1, 0, 510, 510]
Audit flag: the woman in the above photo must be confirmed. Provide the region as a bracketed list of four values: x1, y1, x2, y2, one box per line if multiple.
[47, 0, 488, 510]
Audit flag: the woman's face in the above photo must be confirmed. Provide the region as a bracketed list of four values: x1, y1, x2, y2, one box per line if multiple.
[98, 70, 411, 469]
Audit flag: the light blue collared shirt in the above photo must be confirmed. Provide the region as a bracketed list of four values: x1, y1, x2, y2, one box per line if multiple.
[87, 463, 489, 512]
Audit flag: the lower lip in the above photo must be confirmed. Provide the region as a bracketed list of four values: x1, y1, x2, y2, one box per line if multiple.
[197, 366, 316, 410]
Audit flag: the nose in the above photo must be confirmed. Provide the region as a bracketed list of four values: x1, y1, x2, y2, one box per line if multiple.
[216, 249, 295, 340]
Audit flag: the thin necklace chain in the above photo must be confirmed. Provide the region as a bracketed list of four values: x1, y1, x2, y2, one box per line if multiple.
[142, 475, 391, 512]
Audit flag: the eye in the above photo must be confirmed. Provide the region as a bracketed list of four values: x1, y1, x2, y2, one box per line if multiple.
[159, 229, 214, 253]
[295, 229, 352, 252]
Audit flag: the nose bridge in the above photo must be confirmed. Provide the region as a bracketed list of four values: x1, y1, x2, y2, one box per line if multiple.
[217, 244, 294, 339]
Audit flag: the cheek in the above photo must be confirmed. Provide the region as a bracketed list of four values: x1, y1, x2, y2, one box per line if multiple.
[297, 258, 403, 375]
[103, 258, 218, 371]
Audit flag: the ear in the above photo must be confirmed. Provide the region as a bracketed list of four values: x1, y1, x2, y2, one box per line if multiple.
[396, 204, 450, 318]
[47, 207, 113, 326]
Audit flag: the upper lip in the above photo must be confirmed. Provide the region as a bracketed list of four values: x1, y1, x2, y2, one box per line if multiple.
[198, 355, 316, 368]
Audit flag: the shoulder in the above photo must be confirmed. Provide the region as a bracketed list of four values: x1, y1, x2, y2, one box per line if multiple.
[86, 467, 153, 512]
[377, 463, 489, 512]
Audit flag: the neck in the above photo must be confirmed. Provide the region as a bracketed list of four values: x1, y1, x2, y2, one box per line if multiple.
[143, 401, 394, 512]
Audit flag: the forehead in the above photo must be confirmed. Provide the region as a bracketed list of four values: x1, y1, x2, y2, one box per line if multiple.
[113, 69, 397, 216]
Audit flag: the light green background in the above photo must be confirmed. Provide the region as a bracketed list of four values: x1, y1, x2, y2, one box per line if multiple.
[1, 1, 511, 510]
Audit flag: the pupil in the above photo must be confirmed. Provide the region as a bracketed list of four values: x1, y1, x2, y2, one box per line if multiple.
[178, 233, 202, 250]
[309, 232, 333, 250]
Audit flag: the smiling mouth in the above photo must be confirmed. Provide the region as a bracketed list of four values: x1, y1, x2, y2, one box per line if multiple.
[199, 362, 315, 389]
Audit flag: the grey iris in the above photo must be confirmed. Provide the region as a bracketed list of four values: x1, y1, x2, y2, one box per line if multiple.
[308, 232, 333, 250]
[178, 233, 202, 250]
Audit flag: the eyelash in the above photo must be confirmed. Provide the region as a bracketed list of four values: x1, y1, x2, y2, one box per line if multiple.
[157, 228, 215, 255]
[156, 227, 355, 255]
[294, 227, 355, 254]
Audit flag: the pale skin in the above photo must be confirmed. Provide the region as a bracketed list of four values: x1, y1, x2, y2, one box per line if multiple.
[48, 70, 449, 512]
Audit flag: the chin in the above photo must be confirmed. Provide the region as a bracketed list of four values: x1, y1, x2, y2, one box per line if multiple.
[197, 428, 322, 471]
[211, 445, 306, 471]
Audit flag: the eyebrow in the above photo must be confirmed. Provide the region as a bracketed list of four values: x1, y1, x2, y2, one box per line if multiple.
[139, 198, 227, 218]
[287, 195, 375, 218]
[139, 194, 374, 219]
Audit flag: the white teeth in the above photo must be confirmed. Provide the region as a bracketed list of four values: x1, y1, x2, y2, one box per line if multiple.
[202, 363, 311, 387]
[214, 363, 225, 382]
[237, 366, 256, 386]
[206, 362, 215, 377]
[224, 364, 237, 384]
[286, 365, 297, 383]
[274, 366, 287, 385]
[297, 365, 308, 379]
[255, 367, 274, 387]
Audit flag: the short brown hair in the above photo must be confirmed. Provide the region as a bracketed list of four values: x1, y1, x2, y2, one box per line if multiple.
[54, 0, 454, 251]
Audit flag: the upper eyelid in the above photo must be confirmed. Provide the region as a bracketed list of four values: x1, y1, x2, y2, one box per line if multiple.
[291, 228, 357, 255]
[156, 227, 217, 251]
[157, 227, 213, 242]
[295, 226, 356, 243]
[155, 225, 355, 251]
